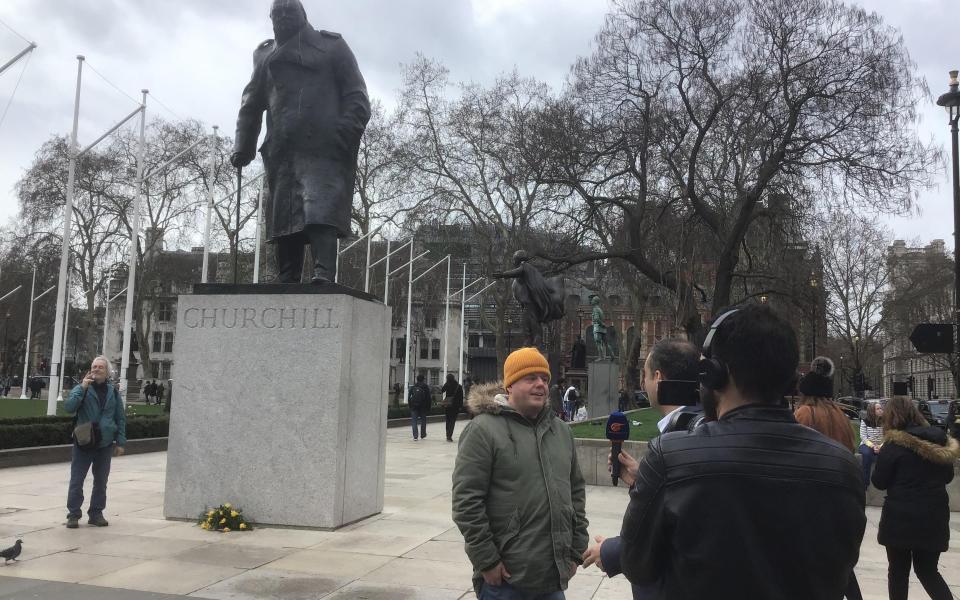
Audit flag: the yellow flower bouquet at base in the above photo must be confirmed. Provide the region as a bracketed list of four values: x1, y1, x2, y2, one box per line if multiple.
[197, 502, 253, 533]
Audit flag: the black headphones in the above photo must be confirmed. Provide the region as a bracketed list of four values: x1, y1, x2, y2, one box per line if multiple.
[698, 309, 739, 391]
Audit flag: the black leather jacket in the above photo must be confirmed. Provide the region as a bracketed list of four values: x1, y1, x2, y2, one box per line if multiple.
[620, 403, 865, 600]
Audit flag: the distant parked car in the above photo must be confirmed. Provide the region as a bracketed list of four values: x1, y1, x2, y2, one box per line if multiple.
[633, 390, 650, 408]
[916, 399, 952, 431]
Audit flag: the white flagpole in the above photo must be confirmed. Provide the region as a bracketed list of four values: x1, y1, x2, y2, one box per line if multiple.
[383, 238, 391, 304]
[118, 90, 148, 402]
[46, 56, 84, 416]
[201, 125, 218, 283]
[459, 264, 466, 383]
[252, 188, 263, 283]
[364, 229, 373, 293]
[18, 267, 36, 399]
[403, 238, 414, 401]
[444, 257, 451, 377]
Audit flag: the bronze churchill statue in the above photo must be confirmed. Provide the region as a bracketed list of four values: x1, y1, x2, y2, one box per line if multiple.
[232, 0, 370, 283]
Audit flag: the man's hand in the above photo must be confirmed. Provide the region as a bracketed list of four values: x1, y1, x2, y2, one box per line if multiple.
[873, 445, 881, 454]
[609, 449, 640, 488]
[481, 562, 511, 586]
[114, 446, 125, 457]
[230, 151, 252, 169]
[581, 534, 605, 571]
[81, 371, 93, 391]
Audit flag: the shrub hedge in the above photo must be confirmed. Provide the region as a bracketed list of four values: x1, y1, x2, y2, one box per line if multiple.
[0, 415, 169, 450]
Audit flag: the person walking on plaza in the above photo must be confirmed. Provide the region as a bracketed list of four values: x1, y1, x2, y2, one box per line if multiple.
[453, 347, 589, 599]
[156, 382, 165, 406]
[794, 357, 856, 452]
[441, 373, 463, 442]
[872, 395, 959, 600]
[29, 376, 42, 399]
[408, 374, 431, 441]
[619, 305, 865, 599]
[64, 356, 126, 529]
[144, 380, 155, 404]
[550, 378, 565, 418]
[562, 383, 578, 421]
[794, 356, 862, 600]
[860, 401, 885, 489]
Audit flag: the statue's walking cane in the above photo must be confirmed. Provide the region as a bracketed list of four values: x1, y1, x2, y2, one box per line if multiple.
[235, 166, 242, 284]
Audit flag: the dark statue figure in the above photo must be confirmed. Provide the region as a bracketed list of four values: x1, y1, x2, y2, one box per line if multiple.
[232, 0, 371, 284]
[570, 335, 586, 369]
[491, 250, 565, 348]
[590, 295, 615, 360]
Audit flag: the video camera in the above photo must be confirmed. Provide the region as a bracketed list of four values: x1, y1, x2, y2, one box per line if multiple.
[657, 379, 707, 433]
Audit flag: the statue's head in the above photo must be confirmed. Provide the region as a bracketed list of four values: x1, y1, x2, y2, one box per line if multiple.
[270, 0, 308, 43]
[590, 295, 600, 306]
[512, 249, 529, 266]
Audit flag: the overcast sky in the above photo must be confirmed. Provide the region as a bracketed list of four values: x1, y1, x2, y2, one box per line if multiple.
[0, 0, 956, 248]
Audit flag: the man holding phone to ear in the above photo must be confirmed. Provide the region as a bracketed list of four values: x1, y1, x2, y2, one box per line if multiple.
[64, 356, 126, 529]
[619, 305, 865, 599]
[581, 338, 701, 599]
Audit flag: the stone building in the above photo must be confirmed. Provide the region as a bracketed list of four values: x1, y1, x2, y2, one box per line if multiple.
[882, 239, 956, 399]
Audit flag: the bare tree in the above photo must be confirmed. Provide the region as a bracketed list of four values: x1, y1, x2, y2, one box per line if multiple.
[539, 0, 940, 329]
[815, 209, 891, 389]
[398, 56, 573, 372]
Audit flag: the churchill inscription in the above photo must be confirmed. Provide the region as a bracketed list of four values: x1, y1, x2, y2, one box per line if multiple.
[182, 306, 340, 329]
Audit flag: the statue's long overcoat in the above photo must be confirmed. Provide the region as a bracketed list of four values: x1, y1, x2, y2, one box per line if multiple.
[234, 24, 370, 241]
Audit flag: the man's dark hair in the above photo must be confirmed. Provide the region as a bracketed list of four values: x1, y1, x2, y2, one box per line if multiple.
[416, 374, 425, 383]
[647, 338, 700, 381]
[710, 304, 799, 403]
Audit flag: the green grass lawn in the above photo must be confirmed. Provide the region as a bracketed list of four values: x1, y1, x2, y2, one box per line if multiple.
[0, 398, 164, 418]
[571, 407, 863, 445]
[569, 408, 662, 442]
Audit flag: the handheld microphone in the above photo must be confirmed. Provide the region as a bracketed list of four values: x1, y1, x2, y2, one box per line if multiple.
[605, 411, 630, 486]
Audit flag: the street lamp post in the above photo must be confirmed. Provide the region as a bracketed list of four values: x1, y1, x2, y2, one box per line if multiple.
[809, 273, 818, 358]
[936, 70, 960, 394]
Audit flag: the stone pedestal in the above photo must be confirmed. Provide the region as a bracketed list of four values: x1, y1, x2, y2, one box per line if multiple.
[587, 359, 620, 416]
[163, 284, 391, 529]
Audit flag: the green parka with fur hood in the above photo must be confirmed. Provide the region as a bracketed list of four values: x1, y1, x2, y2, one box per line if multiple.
[452, 381, 589, 596]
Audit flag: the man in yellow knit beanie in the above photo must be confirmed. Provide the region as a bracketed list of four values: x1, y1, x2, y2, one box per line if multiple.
[453, 347, 588, 599]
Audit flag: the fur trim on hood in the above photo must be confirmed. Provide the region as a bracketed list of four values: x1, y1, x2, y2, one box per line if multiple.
[466, 381, 508, 416]
[885, 429, 960, 465]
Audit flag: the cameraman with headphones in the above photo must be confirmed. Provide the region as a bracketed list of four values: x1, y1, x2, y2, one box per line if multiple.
[619, 304, 866, 599]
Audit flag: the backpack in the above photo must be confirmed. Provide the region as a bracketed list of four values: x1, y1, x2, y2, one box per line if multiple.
[410, 384, 431, 410]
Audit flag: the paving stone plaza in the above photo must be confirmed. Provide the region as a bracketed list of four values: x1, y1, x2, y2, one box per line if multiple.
[0, 422, 958, 599]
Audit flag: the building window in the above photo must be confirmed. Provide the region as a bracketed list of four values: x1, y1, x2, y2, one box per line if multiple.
[150, 361, 160, 377]
[157, 302, 172, 322]
[160, 361, 171, 379]
[469, 334, 480, 348]
[419, 336, 429, 360]
[396, 337, 405, 360]
[431, 339, 441, 360]
[430, 369, 440, 386]
[425, 311, 438, 330]
[152, 332, 162, 353]
[163, 332, 174, 353]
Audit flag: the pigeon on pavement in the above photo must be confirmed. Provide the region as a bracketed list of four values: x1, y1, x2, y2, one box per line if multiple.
[1, 539, 22, 564]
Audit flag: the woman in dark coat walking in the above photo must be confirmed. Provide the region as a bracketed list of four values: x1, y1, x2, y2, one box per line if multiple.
[440, 374, 463, 442]
[872, 396, 959, 600]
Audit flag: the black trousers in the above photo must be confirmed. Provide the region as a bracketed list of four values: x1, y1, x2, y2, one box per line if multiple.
[886, 547, 953, 600]
[276, 225, 338, 283]
[445, 405, 459, 440]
